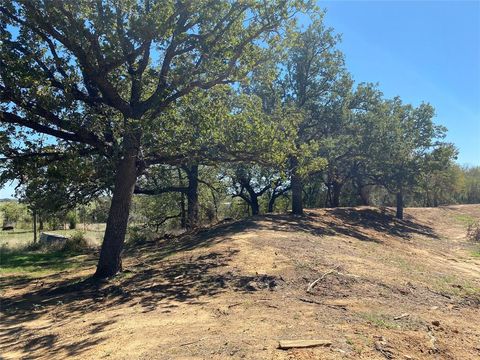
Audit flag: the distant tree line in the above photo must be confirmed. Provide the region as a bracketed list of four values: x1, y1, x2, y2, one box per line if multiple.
[1, 1, 477, 277]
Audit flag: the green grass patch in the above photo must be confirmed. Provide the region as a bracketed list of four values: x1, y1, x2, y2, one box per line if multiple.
[0, 247, 93, 277]
[472, 250, 480, 258]
[431, 274, 480, 298]
[390, 256, 425, 273]
[358, 312, 400, 330]
[453, 213, 476, 226]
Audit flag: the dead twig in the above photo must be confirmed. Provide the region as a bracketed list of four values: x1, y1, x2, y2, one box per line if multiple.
[298, 297, 347, 310]
[306, 266, 341, 293]
[265, 304, 278, 309]
[278, 340, 332, 349]
[179, 338, 206, 347]
[393, 313, 409, 320]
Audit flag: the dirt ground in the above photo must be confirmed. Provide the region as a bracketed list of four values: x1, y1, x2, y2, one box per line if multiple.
[1, 205, 479, 359]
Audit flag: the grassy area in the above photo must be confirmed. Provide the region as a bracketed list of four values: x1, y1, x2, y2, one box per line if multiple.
[358, 312, 401, 330]
[1, 228, 99, 278]
[0, 224, 105, 249]
[431, 273, 480, 298]
[0, 249, 91, 277]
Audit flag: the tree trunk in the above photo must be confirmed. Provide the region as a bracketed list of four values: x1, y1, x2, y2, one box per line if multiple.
[359, 186, 369, 206]
[396, 191, 404, 220]
[94, 133, 140, 278]
[33, 210, 37, 243]
[250, 194, 260, 215]
[39, 217, 44, 231]
[180, 192, 186, 228]
[328, 181, 343, 208]
[330, 181, 342, 208]
[268, 192, 276, 213]
[186, 164, 199, 230]
[178, 168, 186, 228]
[290, 157, 303, 215]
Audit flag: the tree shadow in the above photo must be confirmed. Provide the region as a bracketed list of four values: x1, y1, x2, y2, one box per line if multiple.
[329, 207, 438, 239]
[1, 321, 106, 360]
[1, 240, 279, 358]
[256, 207, 437, 243]
[0, 206, 436, 358]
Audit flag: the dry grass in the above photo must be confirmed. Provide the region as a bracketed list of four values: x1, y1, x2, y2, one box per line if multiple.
[0, 223, 105, 249]
[1, 205, 479, 359]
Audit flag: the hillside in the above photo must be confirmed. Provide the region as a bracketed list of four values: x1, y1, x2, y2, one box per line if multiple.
[1, 205, 479, 359]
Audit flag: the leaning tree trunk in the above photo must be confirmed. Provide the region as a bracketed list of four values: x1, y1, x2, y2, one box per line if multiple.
[396, 191, 404, 220]
[186, 164, 199, 230]
[94, 133, 140, 278]
[290, 157, 303, 215]
[243, 185, 260, 216]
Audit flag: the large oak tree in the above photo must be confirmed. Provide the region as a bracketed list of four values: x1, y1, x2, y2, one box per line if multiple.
[0, 0, 308, 277]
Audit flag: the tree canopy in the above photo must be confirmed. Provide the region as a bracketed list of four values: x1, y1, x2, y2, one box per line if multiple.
[0, 1, 467, 279]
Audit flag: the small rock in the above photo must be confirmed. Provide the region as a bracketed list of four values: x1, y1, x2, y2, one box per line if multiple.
[431, 320, 440, 327]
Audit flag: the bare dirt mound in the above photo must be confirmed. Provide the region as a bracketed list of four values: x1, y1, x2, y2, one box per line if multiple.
[1, 205, 479, 359]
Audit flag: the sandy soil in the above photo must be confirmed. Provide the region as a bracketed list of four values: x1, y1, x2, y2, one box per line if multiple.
[1, 205, 479, 359]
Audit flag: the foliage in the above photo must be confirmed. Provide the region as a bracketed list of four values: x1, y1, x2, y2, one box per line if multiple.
[63, 231, 89, 252]
[66, 211, 77, 230]
[0, 201, 28, 224]
[0, 1, 475, 276]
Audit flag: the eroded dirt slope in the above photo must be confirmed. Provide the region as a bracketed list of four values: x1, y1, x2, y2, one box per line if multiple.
[1, 205, 479, 359]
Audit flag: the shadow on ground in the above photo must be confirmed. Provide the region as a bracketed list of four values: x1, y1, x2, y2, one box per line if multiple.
[0, 206, 436, 358]
[256, 207, 437, 243]
[0, 229, 277, 358]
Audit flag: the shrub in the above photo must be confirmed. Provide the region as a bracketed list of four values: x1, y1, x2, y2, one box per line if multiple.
[62, 231, 89, 252]
[467, 222, 480, 243]
[67, 211, 77, 230]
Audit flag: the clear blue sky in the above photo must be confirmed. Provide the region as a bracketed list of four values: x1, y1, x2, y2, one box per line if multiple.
[1, 1, 479, 198]
[320, 0, 479, 165]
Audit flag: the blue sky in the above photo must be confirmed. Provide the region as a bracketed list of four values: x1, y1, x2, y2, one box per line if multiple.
[320, 0, 479, 165]
[1, 1, 479, 198]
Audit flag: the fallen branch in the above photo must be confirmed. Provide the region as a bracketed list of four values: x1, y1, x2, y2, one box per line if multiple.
[298, 297, 348, 310]
[179, 338, 206, 347]
[278, 339, 332, 349]
[306, 266, 341, 293]
[393, 313, 409, 320]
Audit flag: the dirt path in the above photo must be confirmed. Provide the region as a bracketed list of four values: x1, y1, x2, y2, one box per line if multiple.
[1, 205, 479, 359]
